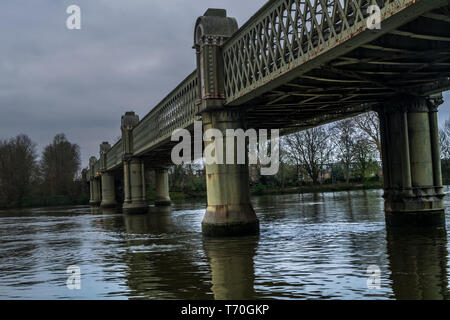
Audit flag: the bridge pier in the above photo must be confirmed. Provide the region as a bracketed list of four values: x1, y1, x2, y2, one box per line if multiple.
[155, 168, 171, 206]
[379, 95, 445, 227]
[89, 156, 101, 206]
[123, 158, 148, 213]
[201, 110, 259, 237]
[89, 178, 101, 206]
[100, 172, 117, 208]
[121, 111, 148, 214]
[194, 9, 258, 236]
[98, 142, 117, 208]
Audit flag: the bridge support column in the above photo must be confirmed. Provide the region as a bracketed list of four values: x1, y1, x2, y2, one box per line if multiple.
[100, 172, 117, 208]
[98, 142, 117, 208]
[155, 168, 171, 206]
[121, 111, 147, 214]
[194, 9, 258, 236]
[379, 95, 445, 227]
[123, 158, 148, 214]
[201, 111, 259, 237]
[89, 179, 101, 206]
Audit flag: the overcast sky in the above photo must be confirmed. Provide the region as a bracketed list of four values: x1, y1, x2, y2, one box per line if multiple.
[1, 0, 449, 169]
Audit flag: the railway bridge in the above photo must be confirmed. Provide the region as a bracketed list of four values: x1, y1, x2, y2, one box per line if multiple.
[88, 0, 450, 236]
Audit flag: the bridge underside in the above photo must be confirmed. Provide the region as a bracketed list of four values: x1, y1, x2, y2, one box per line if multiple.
[141, 6, 450, 167]
[235, 6, 450, 134]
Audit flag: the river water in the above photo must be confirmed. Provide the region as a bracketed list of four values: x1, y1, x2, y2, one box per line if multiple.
[1, 188, 450, 300]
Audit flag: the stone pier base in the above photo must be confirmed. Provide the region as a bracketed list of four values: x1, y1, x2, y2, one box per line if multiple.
[379, 95, 445, 227]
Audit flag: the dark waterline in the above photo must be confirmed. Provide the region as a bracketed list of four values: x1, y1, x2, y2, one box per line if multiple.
[0, 188, 449, 299]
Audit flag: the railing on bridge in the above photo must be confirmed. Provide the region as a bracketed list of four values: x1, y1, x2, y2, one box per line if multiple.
[222, 0, 409, 104]
[106, 139, 123, 170]
[132, 70, 199, 155]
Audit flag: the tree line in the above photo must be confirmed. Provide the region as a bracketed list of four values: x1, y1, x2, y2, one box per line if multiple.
[439, 118, 450, 185]
[0, 133, 87, 208]
[166, 112, 383, 195]
[5, 111, 450, 208]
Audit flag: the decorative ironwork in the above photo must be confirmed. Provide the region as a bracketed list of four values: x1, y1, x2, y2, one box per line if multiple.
[222, 0, 422, 104]
[106, 140, 123, 170]
[132, 71, 199, 155]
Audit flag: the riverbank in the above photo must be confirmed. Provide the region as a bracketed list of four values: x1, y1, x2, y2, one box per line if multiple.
[251, 181, 383, 196]
[1, 182, 383, 210]
[153, 181, 383, 202]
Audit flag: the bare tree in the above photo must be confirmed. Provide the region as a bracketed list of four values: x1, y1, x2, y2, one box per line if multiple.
[41, 133, 81, 197]
[440, 119, 450, 160]
[284, 126, 333, 185]
[0, 134, 37, 207]
[353, 111, 381, 158]
[332, 119, 355, 184]
[352, 136, 378, 180]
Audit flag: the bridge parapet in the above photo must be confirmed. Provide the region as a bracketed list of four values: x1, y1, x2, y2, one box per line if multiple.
[132, 71, 199, 156]
[106, 139, 123, 170]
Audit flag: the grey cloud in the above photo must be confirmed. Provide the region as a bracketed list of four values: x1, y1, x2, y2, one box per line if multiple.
[1, 0, 449, 168]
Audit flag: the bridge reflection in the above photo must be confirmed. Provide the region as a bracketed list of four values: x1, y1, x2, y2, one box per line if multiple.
[386, 226, 449, 300]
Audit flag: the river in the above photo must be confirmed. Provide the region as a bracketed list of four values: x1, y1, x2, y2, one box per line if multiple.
[1, 188, 449, 299]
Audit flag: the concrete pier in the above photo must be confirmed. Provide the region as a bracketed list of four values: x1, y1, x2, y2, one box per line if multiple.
[201, 111, 259, 236]
[99, 142, 117, 208]
[379, 95, 445, 227]
[194, 9, 258, 236]
[155, 168, 171, 206]
[123, 157, 148, 213]
[100, 172, 117, 208]
[89, 156, 101, 206]
[89, 179, 101, 206]
[121, 112, 148, 214]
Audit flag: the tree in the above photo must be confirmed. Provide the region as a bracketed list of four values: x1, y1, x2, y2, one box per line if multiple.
[439, 118, 450, 184]
[440, 119, 450, 160]
[284, 126, 333, 185]
[0, 135, 37, 207]
[352, 136, 378, 181]
[41, 134, 81, 197]
[332, 119, 355, 184]
[353, 111, 381, 158]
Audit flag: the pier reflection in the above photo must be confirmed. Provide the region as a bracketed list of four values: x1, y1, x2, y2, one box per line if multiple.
[386, 226, 449, 300]
[119, 207, 211, 299]
[203, 236, 259, 300]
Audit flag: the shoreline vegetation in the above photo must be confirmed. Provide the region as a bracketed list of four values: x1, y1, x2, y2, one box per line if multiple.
[148, 181, 383, 203]
[6, 110, 450, 211]
[0, 181, 383, 211]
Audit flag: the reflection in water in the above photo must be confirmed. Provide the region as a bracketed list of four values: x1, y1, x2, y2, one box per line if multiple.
[386, 226, 449, 300]
[2, 190, 450, 299]
[118, 207, 211, 299]
[90, 207, 102, 215]
[203, 236, 258, 300]
[123, 206, 173, 234]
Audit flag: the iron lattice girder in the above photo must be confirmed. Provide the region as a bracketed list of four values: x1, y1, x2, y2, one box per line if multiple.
[222, 0, 450, 106]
